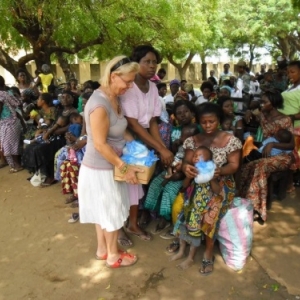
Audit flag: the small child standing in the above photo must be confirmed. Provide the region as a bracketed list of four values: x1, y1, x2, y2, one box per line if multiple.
[164, 124, 199, 182]
[170, 146, 220, 270]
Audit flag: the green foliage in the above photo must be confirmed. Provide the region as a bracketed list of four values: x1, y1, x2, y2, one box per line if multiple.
[0, 0, 300, 78]
[220, 0, 300, 61]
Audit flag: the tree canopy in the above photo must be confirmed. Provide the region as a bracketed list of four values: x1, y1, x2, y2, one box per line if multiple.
[0, 0, 177, 77]
[0, 0, 299, 80]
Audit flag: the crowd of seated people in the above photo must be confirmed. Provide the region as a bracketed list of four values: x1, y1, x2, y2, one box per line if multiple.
[0, 50, 300, 273]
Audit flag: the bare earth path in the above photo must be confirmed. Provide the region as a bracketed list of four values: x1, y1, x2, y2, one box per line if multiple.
[0, 167, 299, 300]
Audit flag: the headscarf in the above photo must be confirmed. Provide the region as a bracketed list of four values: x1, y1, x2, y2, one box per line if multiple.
[170, 79, 180, 87]
[220, 85, 232, 94]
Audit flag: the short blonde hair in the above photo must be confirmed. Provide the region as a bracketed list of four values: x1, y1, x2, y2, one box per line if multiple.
[100, 55, 140, 88]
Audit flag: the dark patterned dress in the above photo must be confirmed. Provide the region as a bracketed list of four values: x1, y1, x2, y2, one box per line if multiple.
[240, 114, 293, 221]
[179, 135, 242, 241]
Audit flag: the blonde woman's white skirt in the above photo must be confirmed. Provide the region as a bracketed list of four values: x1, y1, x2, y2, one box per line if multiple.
[78, 165, 130, 232]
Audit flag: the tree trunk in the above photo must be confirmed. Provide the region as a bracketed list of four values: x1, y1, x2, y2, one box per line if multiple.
[249, 44, 255, 70]
[0, 48, 32, 80]
[167, 52, 195, 80]
[201, 63, 207, 81]
[277, 37, 292, 60]
[55, 52, 76, 82]
[177, 66, 185, 80]
[199, 52, 207, 81]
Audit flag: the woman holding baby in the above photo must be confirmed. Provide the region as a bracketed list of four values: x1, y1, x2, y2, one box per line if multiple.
[181, 102, 242, 275]
[241, 90, 295, 222]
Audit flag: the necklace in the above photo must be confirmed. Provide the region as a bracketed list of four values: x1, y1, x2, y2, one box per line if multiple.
[100, 87, 121, 115]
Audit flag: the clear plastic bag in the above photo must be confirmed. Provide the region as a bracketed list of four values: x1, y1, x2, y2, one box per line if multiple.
[194, 160, 216, 184]
[121, 141, 159, 167]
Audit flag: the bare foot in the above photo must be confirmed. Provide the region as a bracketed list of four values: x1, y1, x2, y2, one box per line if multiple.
[169, 251, 185, 262]
[177, 258, 194, 270]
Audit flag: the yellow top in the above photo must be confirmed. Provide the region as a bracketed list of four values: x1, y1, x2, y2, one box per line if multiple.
[39, 73, 53, 93]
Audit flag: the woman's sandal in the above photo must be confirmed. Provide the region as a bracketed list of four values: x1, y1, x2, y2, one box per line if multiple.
[199, 256, 215, 276]
[96, 249, 126, 261]
[253, 211, 265, 225]
[165, 239, 180, 255]
[105, 252, 137, 268]
[40, 180, 57, 187]
[68, 213, 79, 223]
[70, 200, 79, 208]
[151, 220, 171, 235]
[65, 195, 78, 204]
[9, 167, 24, 173]
[118, 236, 133, 247]
[125, 228, 152, 241]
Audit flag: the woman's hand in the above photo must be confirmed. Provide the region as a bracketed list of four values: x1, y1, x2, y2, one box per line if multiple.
[65, 132, 77, 144]
[262, 142, 274, 158]
[159, 148, 174, 166]
[71, 139, 86, 151]
[182, 163, 198, 179]
[42, 132, 50, 143]
[213, 167, 221, 179]
[124, 166, 144, 185]
[173, 161, 182, 173]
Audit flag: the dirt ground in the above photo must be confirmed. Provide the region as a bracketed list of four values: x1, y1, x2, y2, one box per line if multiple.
[0, 167, 298, 300]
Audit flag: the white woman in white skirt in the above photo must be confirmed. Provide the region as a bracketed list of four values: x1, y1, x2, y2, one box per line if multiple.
[78, 56, 143, 268]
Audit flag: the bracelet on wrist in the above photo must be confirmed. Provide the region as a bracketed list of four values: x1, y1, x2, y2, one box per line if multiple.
[118, 163, 129, 175]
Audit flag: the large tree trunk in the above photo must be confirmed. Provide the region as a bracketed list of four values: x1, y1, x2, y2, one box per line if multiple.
[276, 36, 296, 60]
[249, 44, 255, 70]
[55, 52, 76, 82]
[199, 52, 207, 81]
[0, 48, 33, 80]
[201, 63, 207, 81]
[167, 52, 195, 80]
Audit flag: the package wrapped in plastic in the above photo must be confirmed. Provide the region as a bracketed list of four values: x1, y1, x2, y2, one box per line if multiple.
[217, 197, 253, 271]
[122, 141, 149, 158]
[194, 159, 216, 184]
[121, 141, 159, 167]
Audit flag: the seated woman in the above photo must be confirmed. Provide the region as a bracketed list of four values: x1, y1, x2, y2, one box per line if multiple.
[182, 102, 242, 275]
[22, 91, 77, 186]
[20, 88, 39, 140]
[144, 100, 198, 234]
[194, 81, 215, 106]
[55, 93, 92, 204]
[241, 91, 295, 222]
[217, 96, 244, 141]
[0, 76, 23, 172]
